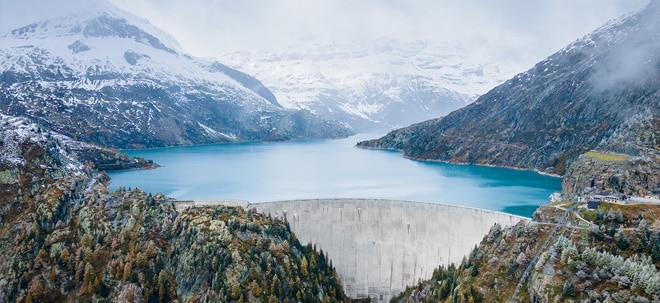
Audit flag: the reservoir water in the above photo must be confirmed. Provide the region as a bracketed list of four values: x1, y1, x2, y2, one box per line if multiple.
[108, 133, 562, 217]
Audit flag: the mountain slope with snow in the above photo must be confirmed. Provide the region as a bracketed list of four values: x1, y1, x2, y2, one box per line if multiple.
[0, 5, 350, 148]
[216, 39, 522, 131]
[358, 1, 660, 185]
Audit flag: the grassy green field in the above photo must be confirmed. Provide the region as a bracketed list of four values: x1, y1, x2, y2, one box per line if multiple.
[584, 151, 630, 162]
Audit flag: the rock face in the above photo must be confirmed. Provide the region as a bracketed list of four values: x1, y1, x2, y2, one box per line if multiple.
[0, 114, 155, 173]
[358, 2, 660, 179]
[562, 150, 660, 198]
[561, 114, 660, 197]
[0, 116, 349, 302]
[217, 39, 520, 131]
[0, 4, 351, 149]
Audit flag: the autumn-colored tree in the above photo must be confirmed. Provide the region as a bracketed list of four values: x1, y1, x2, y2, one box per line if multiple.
[270, 275, 282, 297]
[122, 262, 132, 281]
[83, 262, 95, 287]
[230, 283, 240, 300]
[251, 280, 262, 297]
[300, 256, 309, 277]
[49, 266, 57, 282]
[75, 260, 84, 283]
[136, 252, 147, 269]
[59, 248, 70, 267]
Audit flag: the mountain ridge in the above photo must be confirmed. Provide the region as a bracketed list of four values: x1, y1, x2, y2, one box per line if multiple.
[357, 1, 659, 197]
[0, 5, 350, 149]
[216, 39, 521, 131]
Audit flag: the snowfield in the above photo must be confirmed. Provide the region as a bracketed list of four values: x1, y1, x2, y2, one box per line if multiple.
[216, 39, 525, 130]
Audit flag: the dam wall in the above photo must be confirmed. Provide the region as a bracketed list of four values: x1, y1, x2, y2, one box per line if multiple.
[246, 198, 527, 301]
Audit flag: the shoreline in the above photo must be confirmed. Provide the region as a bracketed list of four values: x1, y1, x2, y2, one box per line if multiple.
[355, 144, 564, 179]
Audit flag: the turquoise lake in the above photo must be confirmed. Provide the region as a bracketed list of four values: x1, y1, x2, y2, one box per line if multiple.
[108, 133, 562, 218]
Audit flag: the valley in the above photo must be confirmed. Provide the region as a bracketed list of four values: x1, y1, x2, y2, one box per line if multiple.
[1, 0, 659, 302]
[216, 39, 521, 131]
[107, 134, 561, 218]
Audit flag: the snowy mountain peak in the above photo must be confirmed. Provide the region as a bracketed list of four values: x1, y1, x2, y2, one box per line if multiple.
[0, 3, 350, 148]
[5, 4, 181, 54]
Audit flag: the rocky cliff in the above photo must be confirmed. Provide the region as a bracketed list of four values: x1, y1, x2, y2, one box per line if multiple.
[562, 114, 660, 198]
[0, 116, 349, 302]
[1, 114, 156, 172]
[357, 1, 660, 186]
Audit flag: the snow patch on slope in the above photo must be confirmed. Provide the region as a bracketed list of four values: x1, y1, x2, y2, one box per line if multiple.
[198, 122, 237, 141]
[0, 114, 86, 174]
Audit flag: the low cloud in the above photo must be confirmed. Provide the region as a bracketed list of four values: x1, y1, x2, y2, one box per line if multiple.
[594, 42, 660, 88]
[589, 2, 660, 91]
[1, 0, 650, 69]
[107, 0, 650, 67]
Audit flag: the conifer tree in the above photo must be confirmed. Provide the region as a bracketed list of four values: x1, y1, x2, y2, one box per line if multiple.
[300, 256, 309, 277]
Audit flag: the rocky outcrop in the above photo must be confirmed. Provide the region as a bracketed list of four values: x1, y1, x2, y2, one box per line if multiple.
[562, 114, 660, 198]
[0, 114, 156, 172]
[562, 151, 660, 199]
[357, 1, 660, 176]
[74, 146, 157, 171]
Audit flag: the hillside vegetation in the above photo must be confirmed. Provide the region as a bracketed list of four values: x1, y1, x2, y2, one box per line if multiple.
[393, 203, 660, 302]
[0, 115, 349, 302]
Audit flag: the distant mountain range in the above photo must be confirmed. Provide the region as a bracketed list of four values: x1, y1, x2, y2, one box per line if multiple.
[358, 1, 660, 196]
[0, 4, 350, 149]
[216, 39, 521, 131]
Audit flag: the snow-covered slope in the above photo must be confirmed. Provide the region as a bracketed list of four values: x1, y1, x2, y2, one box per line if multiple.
[0, 113, 86, 175]
[216, 39, 523, 131]
[0, 4, 350, 148]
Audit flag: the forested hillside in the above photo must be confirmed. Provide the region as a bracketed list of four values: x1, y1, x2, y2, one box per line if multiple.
[392, 202, 660, 302]
[0, 115, 348, 302]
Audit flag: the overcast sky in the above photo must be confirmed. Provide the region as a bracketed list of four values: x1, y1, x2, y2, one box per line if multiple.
[0, 0, 651, 66]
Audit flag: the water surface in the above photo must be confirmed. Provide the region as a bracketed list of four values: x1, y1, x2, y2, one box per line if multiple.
[108, 134, 561, 217]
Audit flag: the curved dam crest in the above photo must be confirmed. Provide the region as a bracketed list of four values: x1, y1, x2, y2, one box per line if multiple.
[177, 198, 528, 301]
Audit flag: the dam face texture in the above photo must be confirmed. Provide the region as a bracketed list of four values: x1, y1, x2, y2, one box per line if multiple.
[247, 199, 526, 302]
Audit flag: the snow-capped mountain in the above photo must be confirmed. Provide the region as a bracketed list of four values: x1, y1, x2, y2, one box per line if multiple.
[0, 4, 350, 149]
[216, 39, 523, 131]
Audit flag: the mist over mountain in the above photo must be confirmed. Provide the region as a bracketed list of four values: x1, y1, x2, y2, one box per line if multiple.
[0, 4, 350, 149]
[217, 39, 520, 131]
[358, 1, 660, 194]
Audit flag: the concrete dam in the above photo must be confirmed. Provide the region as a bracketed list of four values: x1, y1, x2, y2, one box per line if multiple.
[179, 198, 527, 301]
